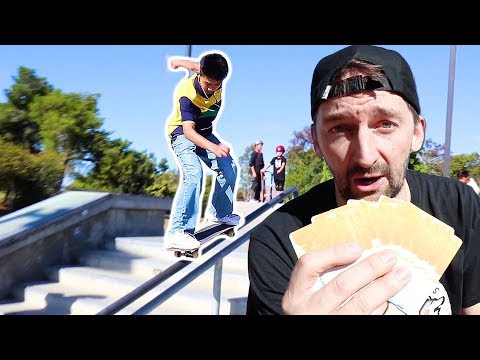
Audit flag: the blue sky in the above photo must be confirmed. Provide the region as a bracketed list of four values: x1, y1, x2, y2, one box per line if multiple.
[0, 45, 478, 184]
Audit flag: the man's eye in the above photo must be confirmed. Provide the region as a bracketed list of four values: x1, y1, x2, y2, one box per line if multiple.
[380, 121, 395, 128]
[331, 125, 347, 133]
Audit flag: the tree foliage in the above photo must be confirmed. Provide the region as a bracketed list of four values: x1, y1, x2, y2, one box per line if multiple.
[285, 126, 332, 195]
[0, 66, 53, 152]
[414, 138, 444, 175]
[146, 158, 179, 198]
[29, 90, 104, 178]
[69, 137, 158, 194]
[0, 66, 164, 213]
[0, 138, 63, 209]
[450, 153, 480, 179]
[237, 143, 255, 200]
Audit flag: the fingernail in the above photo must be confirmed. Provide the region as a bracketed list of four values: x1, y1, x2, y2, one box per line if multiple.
[394, 266, 411, 281]
[345, 243, 363, 254]
[379, 250, 396, 264]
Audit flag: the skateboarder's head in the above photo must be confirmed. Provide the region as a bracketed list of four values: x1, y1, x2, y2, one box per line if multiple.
[200, 53, 229, 82]
[198, 53, 229, 96]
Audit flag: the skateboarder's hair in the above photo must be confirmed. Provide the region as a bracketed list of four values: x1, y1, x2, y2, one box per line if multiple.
[200, 53, 229, 81]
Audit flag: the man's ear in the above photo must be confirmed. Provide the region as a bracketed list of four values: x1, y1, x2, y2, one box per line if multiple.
[311, 124, 324, 158]
[411, 116, 426, 152]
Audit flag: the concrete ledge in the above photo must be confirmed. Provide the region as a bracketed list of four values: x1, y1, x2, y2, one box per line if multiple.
[0, 191, 173, 298]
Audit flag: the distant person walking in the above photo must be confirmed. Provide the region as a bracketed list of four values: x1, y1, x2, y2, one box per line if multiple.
[262, 144, 287, 197]
[249, 140, 265, 202]
[457, 170, 480, 195]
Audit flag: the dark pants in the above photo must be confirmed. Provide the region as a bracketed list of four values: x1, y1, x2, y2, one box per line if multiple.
[251, 178, 262, 201]
[274, 179, 285, 191]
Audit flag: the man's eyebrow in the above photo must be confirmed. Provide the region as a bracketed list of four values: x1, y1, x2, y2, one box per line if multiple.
[369, 106, 401, 119]
[321, 105, 401, 123]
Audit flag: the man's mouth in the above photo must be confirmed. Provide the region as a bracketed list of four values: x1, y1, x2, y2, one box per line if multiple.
[352, 175, 384, 192]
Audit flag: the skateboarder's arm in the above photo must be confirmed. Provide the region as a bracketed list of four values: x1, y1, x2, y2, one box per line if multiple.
[170, 59, 200, 73]
[183, 121, 230, 157]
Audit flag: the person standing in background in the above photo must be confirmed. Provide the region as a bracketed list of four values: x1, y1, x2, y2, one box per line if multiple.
[249, 140, 265, 202]
[262, 144, 287, 197]
[457, 170, 480, 195]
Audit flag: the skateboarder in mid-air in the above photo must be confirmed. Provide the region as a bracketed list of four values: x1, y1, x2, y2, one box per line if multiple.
[164, 51, 242, 252]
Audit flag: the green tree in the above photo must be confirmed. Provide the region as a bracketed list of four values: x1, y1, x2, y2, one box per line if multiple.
[0, 66, 58, 210]
[0, 138, 33, 207]
[29, 90, 104, 185]
[201, 175, 213, 218]
[0, 138, 63, 210]
[69, 137, 157, 194]
[0, 66, 53, 152]
[12, 151, 64, 210]
[146, 158, 179, 198]
[450, 153, 480, 179]
[286, 126, 332, 195]
[415, 138, 445, 176]
[237, 144, 255, 200]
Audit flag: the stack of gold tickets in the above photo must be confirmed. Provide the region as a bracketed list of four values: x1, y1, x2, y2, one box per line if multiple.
[289, 196, 462, 314]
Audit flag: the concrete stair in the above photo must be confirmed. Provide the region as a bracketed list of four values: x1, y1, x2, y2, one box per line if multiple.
[0, 200, 272, 315]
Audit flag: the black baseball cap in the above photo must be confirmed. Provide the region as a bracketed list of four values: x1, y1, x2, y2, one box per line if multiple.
[310, 45, 421, 121]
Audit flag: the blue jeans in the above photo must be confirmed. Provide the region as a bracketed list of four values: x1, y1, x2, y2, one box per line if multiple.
[168, 134, 238, 234]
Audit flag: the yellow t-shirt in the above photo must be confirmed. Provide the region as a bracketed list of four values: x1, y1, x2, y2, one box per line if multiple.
[166, 74, 222, 138]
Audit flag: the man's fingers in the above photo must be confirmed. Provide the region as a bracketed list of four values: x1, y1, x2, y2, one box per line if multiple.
[288, 243, 363, 294]
[282, 243, 363, 314]
[315, 249, 406, 313]
[335, 264, 411, 315]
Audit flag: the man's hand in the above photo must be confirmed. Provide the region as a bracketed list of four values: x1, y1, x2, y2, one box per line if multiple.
[170, 59, 180, 69]
[169, 59, 200, 74]
[212, 143, 230, 158]
[282, 243, 411, 315]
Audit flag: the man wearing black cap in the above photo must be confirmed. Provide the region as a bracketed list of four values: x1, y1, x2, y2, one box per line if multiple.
[247, 45, 480, 315]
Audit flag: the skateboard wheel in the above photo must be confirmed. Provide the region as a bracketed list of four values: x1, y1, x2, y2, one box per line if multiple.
[192, 251, 199, 259]
[228, 230, 235, 237]
[174, 251, 181, 258]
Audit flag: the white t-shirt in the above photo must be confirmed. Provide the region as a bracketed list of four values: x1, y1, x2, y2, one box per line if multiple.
[468, 178, 480, 195]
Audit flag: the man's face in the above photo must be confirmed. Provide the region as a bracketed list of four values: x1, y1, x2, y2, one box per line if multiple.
[312, 90, 425, 205]
[199, 74, 222, 95]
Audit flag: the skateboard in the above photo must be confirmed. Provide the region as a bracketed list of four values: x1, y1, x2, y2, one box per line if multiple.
[168, 222, 237, 259]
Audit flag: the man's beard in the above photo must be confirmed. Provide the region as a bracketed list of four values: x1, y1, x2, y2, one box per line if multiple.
[328, 157, 409, 202]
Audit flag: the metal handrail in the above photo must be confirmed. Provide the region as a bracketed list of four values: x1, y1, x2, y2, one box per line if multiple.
[97, 186, 299, 315]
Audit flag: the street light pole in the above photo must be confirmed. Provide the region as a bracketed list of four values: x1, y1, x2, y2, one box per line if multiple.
[442, 45, 457, 177]
[186, 45, 192, 57]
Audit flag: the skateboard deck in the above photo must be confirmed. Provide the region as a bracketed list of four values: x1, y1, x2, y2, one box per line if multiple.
[168, 222, 237, 259]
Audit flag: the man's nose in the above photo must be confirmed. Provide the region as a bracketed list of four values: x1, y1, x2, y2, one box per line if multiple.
[353, 128, 378, 169]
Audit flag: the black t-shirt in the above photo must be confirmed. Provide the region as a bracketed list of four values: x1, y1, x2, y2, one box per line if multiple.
[270, 156, 287, 181]
[249, 151, 264, 176]
[246, 170, 480, 315]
